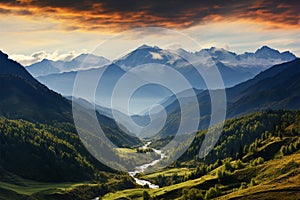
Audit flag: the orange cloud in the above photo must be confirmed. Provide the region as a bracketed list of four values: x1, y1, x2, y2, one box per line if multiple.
[0, 1, 299, 32]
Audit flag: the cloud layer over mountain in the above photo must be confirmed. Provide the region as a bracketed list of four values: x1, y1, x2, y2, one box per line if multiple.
[0, 1, 299, 31]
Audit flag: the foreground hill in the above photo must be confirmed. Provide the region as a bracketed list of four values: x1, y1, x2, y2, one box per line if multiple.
[0, 49, 142, 197]
[0, 50, 141, 146]
[101, 110, 300, 199]
[0, 50, 72, 122]
[0, 117, 109, 182]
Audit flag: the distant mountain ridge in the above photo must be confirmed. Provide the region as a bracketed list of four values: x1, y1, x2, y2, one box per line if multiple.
[153, 58, 300, 139]
[116, 45, 296, 75]
[203, 45, 295, 63]
[34, 45, 297, 114]
[26, 45, 296, 80]
[111, 45, 296, 89]
[193, 45, 296, 75]
[26, 53, 110, 77]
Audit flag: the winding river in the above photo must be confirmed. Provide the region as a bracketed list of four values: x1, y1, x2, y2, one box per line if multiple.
[128, 142, 165, 189]
[92, 142, 165, 199]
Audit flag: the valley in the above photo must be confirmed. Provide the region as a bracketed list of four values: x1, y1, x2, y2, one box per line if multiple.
[1, 1, 300, 199]
[101, 110, 300, 199]
[1, 110, 300, 199]
[0, 46, 299, 200]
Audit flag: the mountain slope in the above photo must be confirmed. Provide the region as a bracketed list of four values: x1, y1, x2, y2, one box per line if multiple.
[1, 50, 141, 146]
[37, 63, 174, 113]
[0, 50, 143, 183]
[180, 110, 300, 164]
[0, 51, 36, 81]
[0, 52, 109, 181]
[0, 51, 72, 123]
[153, 58, 300, 139]
[102, 110, 300, 200]
[26, 59, 62, 77]
[226, 58, 300, 117]
[36, 64, 127, 108]
[0, 117, 111, 182]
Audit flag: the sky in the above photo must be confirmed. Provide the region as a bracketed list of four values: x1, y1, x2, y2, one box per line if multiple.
[0, 0, 299, 65]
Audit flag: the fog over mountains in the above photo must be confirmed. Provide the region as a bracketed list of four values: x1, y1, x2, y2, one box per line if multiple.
[26, 54, 110, 77]
[0, 47, 299, 195]
[25, 45, 296, 114]
[26, 45, 296, 77]
[2, 46, 298, 139]
[153, 58, 300, 139]
[1, 49, 143, 148]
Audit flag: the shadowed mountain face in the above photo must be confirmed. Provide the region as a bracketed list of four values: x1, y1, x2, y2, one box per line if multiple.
[153, 58, 300, 139]
[0, 51, 105, 182]
[0, 50, 143, 183]
[0, 50, 141, 145]
[226, 58, 300, 117]
[0, 50, 73, 123]
[0, 51, 36, 81]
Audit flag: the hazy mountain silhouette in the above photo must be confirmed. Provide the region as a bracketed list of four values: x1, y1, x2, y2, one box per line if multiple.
[153, 58, 300, 138]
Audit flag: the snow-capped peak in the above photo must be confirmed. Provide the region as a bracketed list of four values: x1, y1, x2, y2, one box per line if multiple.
[136, 44, 161, 51]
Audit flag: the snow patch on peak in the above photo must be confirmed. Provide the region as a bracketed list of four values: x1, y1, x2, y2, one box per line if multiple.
[137, 44, 160, 50]
[150, 52, 163, 60]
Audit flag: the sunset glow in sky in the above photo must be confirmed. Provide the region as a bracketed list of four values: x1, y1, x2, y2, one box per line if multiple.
[0, 0, 299, 65]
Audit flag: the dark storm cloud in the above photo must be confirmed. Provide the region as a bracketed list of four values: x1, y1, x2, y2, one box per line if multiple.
[0, 0, 299, 30]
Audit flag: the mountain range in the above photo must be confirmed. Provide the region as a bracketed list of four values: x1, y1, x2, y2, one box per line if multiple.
[0, 46, 299, 199]
[152, 58, 300, 139]
[26, 53, 110, 77]
[20, 44, 299, 139]
[116, 45, 295, 77]
[199, 45, 296, 74]
[31, 45, 296, 113]
[1, 47, 299, 155]
[0, 49, 151, 196]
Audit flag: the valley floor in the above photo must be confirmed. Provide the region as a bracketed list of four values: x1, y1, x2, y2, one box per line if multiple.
[101, 151, 300, 200]
[0, 172, 134, 200]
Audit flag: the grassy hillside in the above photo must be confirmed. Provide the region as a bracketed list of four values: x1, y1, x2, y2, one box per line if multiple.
[101, 151, 300, 200]
[0, 75, 142, 148]
[0, 167, 136, 200]
[0, 117, 140, 199]
[0, 117, 114, 181]
[0, 75, 73, 123]
[180, 110, 300, 165]
[0, 51, 142, 148]
[101, 110, 300, 199]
